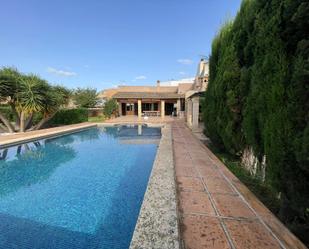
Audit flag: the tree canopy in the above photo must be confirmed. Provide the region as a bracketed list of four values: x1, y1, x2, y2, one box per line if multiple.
[73, 87, 98, 108]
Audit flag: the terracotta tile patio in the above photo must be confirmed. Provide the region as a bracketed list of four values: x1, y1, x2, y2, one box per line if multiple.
[172, 120, 306, 249]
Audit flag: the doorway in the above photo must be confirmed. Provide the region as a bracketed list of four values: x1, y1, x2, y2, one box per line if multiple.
[122, 103, 137, 115]
[165, 103, 174, 116]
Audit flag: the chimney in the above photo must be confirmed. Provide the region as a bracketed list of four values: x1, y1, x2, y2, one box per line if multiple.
[157, 80, 160, 91]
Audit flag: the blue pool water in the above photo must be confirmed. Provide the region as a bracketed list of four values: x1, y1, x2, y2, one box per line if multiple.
[0, 125, 161, 249]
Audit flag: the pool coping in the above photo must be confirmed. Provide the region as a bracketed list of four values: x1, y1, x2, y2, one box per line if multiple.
[0, 123, 97, 148]
[129, 124, 180, 249]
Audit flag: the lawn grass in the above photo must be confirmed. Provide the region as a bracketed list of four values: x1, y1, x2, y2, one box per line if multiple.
[88, 115, 106, 122]
[207, 143, 280, 214]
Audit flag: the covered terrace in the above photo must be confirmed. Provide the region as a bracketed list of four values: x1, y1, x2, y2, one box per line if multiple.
[112, 92, 184, 119]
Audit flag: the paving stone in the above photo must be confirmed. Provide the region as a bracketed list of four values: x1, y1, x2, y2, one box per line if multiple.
[212, 194, 256, 218]
[179, 191, 215, 215]
[176, 166, 198, 177]
[224, 219, 281, 249]
[182, 215, 231, 249]
[204, 177, 236, 195]
[177, 176, 204, 192]
[197, 166, 223, 178]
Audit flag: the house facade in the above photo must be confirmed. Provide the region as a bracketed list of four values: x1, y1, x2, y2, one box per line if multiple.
[100, 59, 209, 130]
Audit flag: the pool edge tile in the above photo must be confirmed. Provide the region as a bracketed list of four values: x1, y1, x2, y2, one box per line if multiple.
[129, 124, 180, 249]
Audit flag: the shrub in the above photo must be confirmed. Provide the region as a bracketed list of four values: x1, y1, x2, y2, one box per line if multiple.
[103, 99, 118, 118]
[48, 108, 88, 126]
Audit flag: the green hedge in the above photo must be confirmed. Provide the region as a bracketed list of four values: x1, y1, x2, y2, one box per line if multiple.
[48, 108, 88, 126]
[0, 107, 88, 128]
[204, 0, 308, 245]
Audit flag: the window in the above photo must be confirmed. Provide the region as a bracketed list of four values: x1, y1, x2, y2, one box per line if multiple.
[142, 103, 159, 111]
[126, 103, 134, 111]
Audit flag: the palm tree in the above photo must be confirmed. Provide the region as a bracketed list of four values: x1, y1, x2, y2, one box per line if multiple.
[0, 67, 71, 133]
[16, 75, 49, 132]
[32, 85, 71, 130]
[0, 67, 20, 132]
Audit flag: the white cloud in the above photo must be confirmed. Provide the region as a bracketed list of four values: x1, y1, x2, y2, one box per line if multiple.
[47, 67, 77, 77]
[177, 59, 193, 65]
[135, 75, 147, 80]
[179, 71, 187, 75]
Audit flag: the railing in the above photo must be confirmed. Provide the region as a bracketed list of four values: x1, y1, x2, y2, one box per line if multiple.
[142, 111, 160, 117]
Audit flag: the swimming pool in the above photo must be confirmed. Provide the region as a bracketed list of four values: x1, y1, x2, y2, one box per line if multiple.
[0, 125, 161, 249]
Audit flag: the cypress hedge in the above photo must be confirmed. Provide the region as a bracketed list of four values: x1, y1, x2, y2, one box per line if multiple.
[204, 0, 308, 243]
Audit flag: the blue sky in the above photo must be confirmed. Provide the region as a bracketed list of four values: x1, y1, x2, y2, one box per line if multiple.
[0, 0, 242, 90]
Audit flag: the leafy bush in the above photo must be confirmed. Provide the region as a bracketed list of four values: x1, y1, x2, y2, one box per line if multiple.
[204, 0, 309, 245]
[48, 108, 88, 126]
[103, 99, 118, 118]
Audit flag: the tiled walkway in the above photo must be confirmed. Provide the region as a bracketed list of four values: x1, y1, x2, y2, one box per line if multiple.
[172, 121, 305, 249]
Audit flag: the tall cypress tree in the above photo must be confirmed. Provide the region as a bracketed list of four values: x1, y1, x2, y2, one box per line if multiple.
[203, 0, 309, 244]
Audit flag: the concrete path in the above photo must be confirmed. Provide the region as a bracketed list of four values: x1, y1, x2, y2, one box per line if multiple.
[172, 121, 306, 249]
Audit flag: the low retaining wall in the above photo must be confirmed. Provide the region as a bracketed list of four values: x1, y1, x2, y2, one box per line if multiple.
[130, 124, 180, 249]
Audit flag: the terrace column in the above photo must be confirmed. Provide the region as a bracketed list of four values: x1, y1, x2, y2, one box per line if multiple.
[186, 99, 192, 127]
[176, 99, 181, 117]
[192, 97, 200, 130]
[138, 99, 142, 119]
[161, 100, 165, 118]
[118, 102, 122, 116]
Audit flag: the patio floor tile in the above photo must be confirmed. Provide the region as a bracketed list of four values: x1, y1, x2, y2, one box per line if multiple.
[176, 166, 199, 177]
[177, 176, 204, 192]
[182, 215, 231, 249]
[179, 191, 215, 215]
[212, 194, 256, 218]
[224, 219, 281, 249]
[197, 166, 223, 178]
[205, 177, 236, 195]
